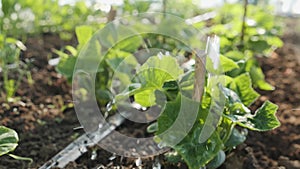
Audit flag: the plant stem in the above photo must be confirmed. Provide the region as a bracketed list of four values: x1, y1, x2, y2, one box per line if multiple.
[107, 7, 116, 22]
[3, 65, 9, 95]
[13, 68, 25, 98]
[163, 0, 167, 17]
[193, 50, 206, 103]
[162, 0, 167, 44]
[240, 0, 248, 45]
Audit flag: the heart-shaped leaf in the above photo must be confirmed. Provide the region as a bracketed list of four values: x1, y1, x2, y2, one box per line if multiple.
[0, 126, 19, 156]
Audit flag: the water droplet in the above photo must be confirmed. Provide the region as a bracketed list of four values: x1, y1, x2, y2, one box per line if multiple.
[109, 154, 116, 161]
[158, 142, 167, 149]
[152, 157, 161, 169]
[91, 150, 97, 160]
[135, 158, 142, 167]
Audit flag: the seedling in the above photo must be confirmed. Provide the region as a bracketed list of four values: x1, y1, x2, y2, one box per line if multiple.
[0, 34, 30, 101]
[53, 2, 282, 169]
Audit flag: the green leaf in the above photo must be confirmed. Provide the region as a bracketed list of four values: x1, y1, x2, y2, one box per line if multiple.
[139, 55, 183, 80]
[98, 23, 118, 49]
[174, 130, 223, 169]
[124, 0, 151, 13]
[156, 95, 223, 169]
[133, 68, 174, 106]
[246, 59, 274, 91]
[226, 101, 280, 131]
[156, 95, 181, 135]
[220, 55, 239, 72]
[223, 75, 233, 87]
[131, 55, 183, 106]
[134, 89, 156, 107]
[106, 49, 138, 89]
[75, 38, 102, 74]
[139, 70, 170, 88]
[230, 73, 260, 106]
[163, 81, 179, 90]
[56, 55, 76, 81]
[106, 50, 137, 71]
[248, 39, 270, 53]
[0, 126, 19, 156]
[220, 86, 251, 115]
[224, 128, 246, 148]
[224, 51, 245, 61]
[75, 25, 93, 48]
[244, 101, 280, 131]
[113, 35, 143, 53]
[206, 55, 239, 74]
[156, 94, 200, 144]
[99, 23, 143, 52]
[2, 0, 15, 16]
[256, 80, 274, 91]
[266, 36, 283, 48]
[207, 150, 226, 169]
[179, 71, 195, 99]
[95, 89, 113, 103]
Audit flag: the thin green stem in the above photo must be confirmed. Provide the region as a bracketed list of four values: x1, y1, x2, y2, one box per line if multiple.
[240, 0, 248, 45]
[163, 0, 167, 17]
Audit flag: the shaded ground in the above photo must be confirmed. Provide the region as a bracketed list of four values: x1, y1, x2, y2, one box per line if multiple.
[0, 18, 300, 169]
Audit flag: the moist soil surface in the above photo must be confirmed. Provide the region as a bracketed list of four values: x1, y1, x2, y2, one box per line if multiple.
[0, 19, 300, 169]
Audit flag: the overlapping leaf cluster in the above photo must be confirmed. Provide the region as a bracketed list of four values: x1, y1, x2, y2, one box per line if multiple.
[208, 3, 283, 90]
[0, 0, 104, 38]
[54, 2, 282, 169]
[154, 72, 279, 169]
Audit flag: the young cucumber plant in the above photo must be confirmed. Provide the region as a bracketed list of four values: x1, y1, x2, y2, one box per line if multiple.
[0, 34, 32, 102]
[123, 37, 280, 169]
[54, 10, 281, 169]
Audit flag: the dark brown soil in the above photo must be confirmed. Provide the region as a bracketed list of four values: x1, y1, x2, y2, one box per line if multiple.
[0, 18, 300, 169]
[0, 34, 82, 169]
